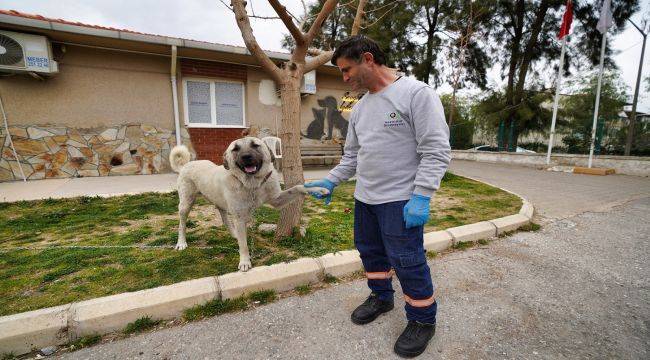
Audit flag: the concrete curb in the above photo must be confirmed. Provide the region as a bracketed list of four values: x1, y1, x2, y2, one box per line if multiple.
[219, 258, 322, 300]
[0, 176, 534, 356]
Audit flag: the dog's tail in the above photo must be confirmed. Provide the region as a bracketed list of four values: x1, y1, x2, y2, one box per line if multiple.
[169, 145, 191, 173]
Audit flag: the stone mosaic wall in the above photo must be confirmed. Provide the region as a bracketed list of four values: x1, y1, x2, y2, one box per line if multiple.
[0, 124, 194, 182]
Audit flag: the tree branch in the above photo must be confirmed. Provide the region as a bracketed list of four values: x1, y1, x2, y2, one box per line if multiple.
[268, 0, 306, 45]
[351, 0, 368, 35]
[298, 0, 308, 30]
[219, 0, 280, 19]
[303, 0, 369, 71]
[304, 50, 335, 73]
[307, 47, 325, 56]
[231, 0, 283, 83]
[361, 3, 397, 30]
[306, 0, 339, 43]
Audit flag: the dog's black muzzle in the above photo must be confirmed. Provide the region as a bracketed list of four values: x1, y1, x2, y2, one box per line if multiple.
[237, 153, 262, 175]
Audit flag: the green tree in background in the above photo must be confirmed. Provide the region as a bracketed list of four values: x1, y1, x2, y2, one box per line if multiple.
[560, 72, 627, 154]
[281, 0, 413, 71]
[473, 86, 554, 148]
[487, 0, 639, 150]
[440, 94, 474, 149]
[283, 0, 491, 87]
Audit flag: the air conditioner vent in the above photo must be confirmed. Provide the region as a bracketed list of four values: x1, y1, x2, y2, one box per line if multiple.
[0, 34, 24, 66]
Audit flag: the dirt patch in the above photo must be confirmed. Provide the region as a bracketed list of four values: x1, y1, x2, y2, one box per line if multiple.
[114, 205, 224, 235]
[431, 196, 463, 209]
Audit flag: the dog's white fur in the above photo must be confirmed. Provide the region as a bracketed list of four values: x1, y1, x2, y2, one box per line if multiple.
[169, 137, 329, 271]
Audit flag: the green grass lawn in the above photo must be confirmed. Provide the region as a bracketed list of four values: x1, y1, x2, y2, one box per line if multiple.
[0, 172, 520, 316]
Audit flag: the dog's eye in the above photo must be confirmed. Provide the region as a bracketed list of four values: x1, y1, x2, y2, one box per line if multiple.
[233, 145, 240, 151]
[251, 142, 260, 148]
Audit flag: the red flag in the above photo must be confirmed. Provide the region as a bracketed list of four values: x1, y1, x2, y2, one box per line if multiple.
[558, 0, 573, 39]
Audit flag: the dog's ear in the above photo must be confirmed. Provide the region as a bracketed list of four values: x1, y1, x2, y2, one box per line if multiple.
[222, 149, 230, 170]
[264, 142, 276, 163]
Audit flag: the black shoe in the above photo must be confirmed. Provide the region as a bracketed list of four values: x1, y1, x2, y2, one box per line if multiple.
[350, 293, 394, 325]
[393, 321, 436, 358]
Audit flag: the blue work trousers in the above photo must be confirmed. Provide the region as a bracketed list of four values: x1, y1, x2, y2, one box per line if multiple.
[354, 199, 437, 324]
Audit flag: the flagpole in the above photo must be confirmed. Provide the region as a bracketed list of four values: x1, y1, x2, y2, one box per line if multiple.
[546, 35, 568, 165]
[588, 32, 607, 168]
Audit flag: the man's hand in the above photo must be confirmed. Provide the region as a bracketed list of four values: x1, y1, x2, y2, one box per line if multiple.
[403, 194, 431, 228]
[304, 179, 336, 205]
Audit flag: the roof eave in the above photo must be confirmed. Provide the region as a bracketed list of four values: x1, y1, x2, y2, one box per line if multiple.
[0, 12, 294, 62]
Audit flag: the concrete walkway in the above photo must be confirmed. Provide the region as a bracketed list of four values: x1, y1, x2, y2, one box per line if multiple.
[449, 160, 650, 222]
[0, 168, 334, 203]
[14, 161, 650, 359]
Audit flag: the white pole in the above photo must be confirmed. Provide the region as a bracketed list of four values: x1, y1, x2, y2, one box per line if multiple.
[546, 36, 568, 165]
[588, 32, 607, 168]
[0, 92, 26, 181]
[170, 45, 182, 146]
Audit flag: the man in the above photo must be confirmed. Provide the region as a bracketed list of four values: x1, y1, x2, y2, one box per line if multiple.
[305, 35, 451, 358]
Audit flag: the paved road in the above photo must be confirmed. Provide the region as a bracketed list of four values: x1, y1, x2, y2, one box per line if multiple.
[57, 161, 650, 359]
[449, 160, 650, 222]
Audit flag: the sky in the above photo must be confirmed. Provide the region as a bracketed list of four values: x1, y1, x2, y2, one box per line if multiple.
[0, 0, 648, 112]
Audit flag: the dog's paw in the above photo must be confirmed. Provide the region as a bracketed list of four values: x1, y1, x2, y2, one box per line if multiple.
[174, 242, 188, 251]
[238, 259, 252, 272]
[301, 186, 330, 196]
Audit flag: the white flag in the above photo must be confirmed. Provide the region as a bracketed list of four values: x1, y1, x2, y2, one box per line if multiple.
[596, 0, 613, 34]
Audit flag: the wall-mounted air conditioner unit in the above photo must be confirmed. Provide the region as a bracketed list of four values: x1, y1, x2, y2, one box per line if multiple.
[0, 30, 58, 74]
[300, 70, 316, 95]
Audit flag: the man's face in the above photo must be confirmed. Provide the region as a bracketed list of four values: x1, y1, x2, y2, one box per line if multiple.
[336, 55, 370, 91]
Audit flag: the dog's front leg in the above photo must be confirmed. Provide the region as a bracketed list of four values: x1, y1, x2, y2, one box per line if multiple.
[267, 185, 329, 208]
[218, 208, 235, 236]
[231, 218, 252, 272]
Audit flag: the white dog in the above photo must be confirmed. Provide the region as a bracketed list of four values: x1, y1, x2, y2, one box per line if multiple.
[169, 137, 329, 271]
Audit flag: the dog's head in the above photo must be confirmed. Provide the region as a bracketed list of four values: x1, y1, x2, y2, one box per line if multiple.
[317, 96, 338, 110]
[223, 136, 274, 176]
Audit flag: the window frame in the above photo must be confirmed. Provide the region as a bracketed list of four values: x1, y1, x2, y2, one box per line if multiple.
[182, 77, 247, 129]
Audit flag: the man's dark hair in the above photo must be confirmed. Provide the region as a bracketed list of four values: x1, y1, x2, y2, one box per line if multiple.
[331, 35, 387, 66]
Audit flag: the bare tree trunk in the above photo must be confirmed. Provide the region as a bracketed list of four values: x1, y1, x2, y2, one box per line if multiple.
[276, 73, 305, 238]
[504, 0, 525, 151]
[509, 0, 549, 150]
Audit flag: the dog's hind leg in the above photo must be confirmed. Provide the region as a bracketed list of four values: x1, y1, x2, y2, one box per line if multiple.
[230, 219, 252, 271]
[175, 183, 196, 251]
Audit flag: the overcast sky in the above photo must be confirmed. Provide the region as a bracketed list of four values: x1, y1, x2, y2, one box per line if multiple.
[1, 0, 648, 112]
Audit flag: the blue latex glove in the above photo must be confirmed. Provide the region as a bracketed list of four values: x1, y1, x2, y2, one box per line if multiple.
[304, 179, 336, 205]
[403, 194, 431, 228]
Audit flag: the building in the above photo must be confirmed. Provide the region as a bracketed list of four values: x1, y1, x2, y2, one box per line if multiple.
[0, 10, 354, 182]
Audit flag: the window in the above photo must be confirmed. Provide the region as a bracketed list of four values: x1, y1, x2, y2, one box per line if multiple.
[183, 78, 246, 128]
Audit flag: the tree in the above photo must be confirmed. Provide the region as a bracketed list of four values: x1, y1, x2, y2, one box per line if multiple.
[473, 85, 554, 147]
[229, 0, 366, 238]
[406, 0, 495, 88]
[488, 0, 639, 151]
[440, 94, 474, 149]
[282, 1, 414, 72]
[560, 71, 627, 153]
[284, 1, 492, 89]
[443, 0, 494, 133]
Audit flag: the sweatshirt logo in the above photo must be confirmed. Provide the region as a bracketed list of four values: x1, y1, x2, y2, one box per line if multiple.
[384, 111, 405, 127]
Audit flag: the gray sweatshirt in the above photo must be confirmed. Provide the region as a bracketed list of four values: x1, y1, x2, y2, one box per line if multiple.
[325, 76, 451, 205]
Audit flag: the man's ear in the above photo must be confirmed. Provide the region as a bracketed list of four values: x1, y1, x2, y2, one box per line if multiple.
[362, 52, 374, 64]
[222, 149, 230, 170]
